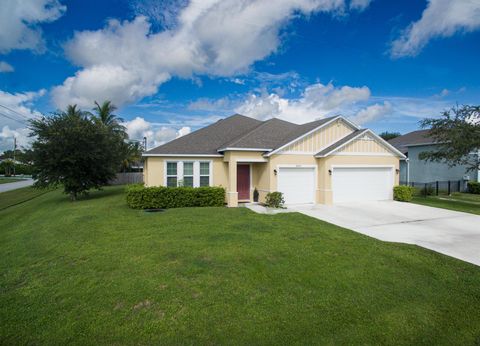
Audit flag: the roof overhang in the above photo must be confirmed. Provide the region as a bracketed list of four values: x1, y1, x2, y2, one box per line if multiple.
[315, 129, 406, 159]
[217, 147, 272, 152]
[264, 116, 360, 157]
[142, 153, 224, 157]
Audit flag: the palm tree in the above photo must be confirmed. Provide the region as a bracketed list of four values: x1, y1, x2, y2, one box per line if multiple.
[66, 104, 83, 117]
[93, 101, 127, 138]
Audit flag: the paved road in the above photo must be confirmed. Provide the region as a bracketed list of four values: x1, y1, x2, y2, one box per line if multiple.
[292, 201, 480, 267]
[0, 179, 34, 193]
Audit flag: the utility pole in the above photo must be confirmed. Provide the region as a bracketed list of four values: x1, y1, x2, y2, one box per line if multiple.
[12, 137, 16, 176]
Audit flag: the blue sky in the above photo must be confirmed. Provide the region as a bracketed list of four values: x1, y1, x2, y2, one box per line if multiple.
[0, 0, 479, 151]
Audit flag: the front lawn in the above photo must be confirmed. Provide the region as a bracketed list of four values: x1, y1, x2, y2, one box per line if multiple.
[0, 186, 51, 210]
[1, 186, 480, 344]
[412, 192, 480, 215]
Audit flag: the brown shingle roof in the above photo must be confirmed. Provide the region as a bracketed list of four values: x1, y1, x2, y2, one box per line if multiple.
[145, 114, 347, 156]
[388, 129, 434, 154]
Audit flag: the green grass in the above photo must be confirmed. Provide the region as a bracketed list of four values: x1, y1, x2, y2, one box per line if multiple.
[1, 186, 480, 345]
[0, 186, 52, 210]
[412, 192, 480, 215]
[0, 177, 24, 184]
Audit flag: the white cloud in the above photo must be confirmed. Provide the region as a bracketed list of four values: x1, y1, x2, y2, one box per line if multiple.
[349, 0, 372, 11]
[0, 0, 66, 54]
[52, 0, 369, 108]
[349, 101, 392, 125]
[0, 61, 14, 73]
[0, 125, 31, 152]
[123, 116, 191, 148]
[235, 82, 370, 123]
[391, 0, 480, 58]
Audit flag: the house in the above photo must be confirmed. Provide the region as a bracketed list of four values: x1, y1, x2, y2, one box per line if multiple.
[388, 130, 479, 184]
[143, 114, 404, 207]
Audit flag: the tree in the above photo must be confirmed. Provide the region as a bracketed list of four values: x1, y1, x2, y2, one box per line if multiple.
[30, 105, 124, 200]
[419, 105, 480, 172]
[121, 141, 144, 172]
[93, 100, 127, 138]
[379, 131, 401, 141]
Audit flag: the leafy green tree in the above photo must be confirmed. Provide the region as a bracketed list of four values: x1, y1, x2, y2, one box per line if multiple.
[121, 141, 144, 172]
[30, 105, 124, 200]
[93, 100, 127, 138]
[419, 105, 480, 172]
[379, 131, 401, 141]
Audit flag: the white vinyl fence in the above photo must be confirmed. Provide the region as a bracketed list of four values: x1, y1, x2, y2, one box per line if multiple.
[110, 172, 143, 185]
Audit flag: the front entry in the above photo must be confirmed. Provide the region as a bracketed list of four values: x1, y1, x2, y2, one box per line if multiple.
[237, 164, 250, 201]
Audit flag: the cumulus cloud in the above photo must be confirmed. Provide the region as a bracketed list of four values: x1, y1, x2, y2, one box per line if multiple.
[0, 61, 14, 73]
[390, 0, 480, 58]
[123, 116, 191, 148]
[0, 0, 66, 54]
[52, 0, 369, 108]
[235, 82, 370, 123]
[349, 101, 392, 125]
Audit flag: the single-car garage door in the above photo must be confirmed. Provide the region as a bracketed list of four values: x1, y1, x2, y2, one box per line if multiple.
[277, 167, 315, 204]
[332, 167, 393, 203]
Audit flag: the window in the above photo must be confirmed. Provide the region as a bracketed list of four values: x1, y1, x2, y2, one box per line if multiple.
[166, 162, 177, 187]
[200, 161, 210, 187]
[165, 160, 211, 187]
[183, 162, 194, 187]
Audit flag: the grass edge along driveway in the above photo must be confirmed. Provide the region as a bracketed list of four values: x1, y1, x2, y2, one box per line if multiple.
[1, 186, 479, 345]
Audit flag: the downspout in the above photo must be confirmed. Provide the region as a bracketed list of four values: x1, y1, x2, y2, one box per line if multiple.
[406, 158, 410, 185]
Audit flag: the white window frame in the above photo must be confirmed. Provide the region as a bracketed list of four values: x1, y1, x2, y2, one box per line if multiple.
[164, 160, 212, 187]
[182, 161, 194, 187]
[166, 161, 179, 187]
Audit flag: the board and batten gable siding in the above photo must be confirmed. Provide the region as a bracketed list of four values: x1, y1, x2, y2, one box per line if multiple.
[337, 134, 393, 155]
[279, 119, 354, 154]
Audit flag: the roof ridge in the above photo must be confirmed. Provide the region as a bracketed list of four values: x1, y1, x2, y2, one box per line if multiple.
[218, 117, 297, 149]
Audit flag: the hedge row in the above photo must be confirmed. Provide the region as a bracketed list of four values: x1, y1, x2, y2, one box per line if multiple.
[126, 184, 225, 209]
[467, 181, 480, 194]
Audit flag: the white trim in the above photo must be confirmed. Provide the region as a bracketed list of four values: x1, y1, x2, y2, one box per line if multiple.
[164, 159, 213, 187]
[218, 147, 271, 152]
[315, 129, 406, 159]
[265, 116, 359, 157]
[236, 158, 268, 162]
[332, 152, 395, 157]
[277, 151, 315, 155]
[143, 153, 223, 157]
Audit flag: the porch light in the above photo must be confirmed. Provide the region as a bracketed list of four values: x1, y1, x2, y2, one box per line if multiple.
[328, 169, 332, 175]
[274, 169, 277, 176]
[396, 169, 400, 174]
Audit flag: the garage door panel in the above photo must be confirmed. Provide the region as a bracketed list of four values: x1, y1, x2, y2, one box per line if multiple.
[277, 167, 315, 204]
[332, 167, 393, 203]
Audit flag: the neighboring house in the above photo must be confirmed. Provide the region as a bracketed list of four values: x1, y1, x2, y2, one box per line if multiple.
[143, 114, 404, 207]
[388, 130, 479, 184]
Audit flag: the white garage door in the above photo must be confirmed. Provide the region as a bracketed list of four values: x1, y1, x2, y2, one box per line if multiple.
[332, 167, 393, 204]
[277, 167, 315, 204]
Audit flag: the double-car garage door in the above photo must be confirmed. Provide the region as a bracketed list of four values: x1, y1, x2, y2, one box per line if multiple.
[277, 166, 393, 205]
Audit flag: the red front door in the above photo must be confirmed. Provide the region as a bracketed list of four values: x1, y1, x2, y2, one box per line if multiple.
[237, 164, 250, 201]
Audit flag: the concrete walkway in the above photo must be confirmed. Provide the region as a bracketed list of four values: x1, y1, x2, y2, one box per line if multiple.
[291, 201, 480, 267]
[0, 178, 34, 193]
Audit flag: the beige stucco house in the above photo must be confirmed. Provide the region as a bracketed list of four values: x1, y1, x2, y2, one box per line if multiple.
[143, 114, 405, 207]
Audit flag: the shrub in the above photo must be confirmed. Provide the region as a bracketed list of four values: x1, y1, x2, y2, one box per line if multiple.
[467, 181, 480, 194]
[393, 185, 415, 202]
[265, 191, 285, 208]
[126, 184, 225, 209]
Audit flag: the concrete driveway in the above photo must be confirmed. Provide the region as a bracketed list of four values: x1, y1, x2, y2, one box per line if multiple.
[0, 178, 34, 193]
[292, 201, 480, 266]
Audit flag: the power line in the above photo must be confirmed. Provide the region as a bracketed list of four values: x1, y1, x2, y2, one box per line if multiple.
[0, 111, 29, 126]
[0, 103, 32, 120]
